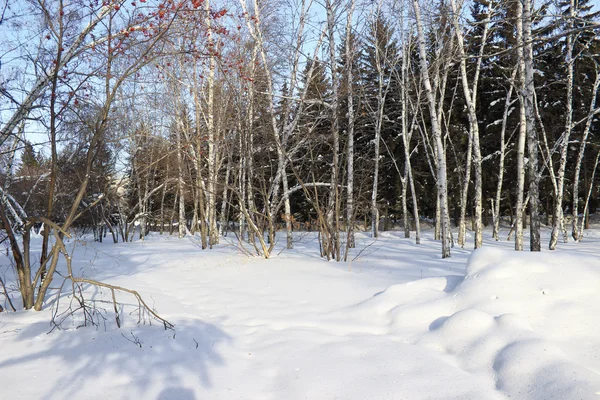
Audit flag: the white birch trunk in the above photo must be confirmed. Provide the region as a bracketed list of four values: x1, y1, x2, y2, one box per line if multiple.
[458, 127, 473, 247]
[493, 78, 516, 240]
[326, 0, 341, 259]
[245, 46, 258, 245]
[549, 0, 575, 249]
[176, 125, 186, 239]
[345, 0, 356, 250]
[205, 0, 218, 246]
[450, 0, 490, 249]
[580, 150, 600, 237]
[403, 110, 420, 244]
[523, 0, 541, 251]
[218, 157, 231, 237]
[572, 68, 600, 241]
[515, 0, 527, 251]
[414, 0, 450, 258]
[160, 161, 169, 234]
[401, 168, 409, 238]
[282, 163, 293, 249]
[370, 10, 390, 239]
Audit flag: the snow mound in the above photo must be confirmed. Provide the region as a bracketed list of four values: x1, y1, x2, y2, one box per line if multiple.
[458, 248, 600, 343]
[353, 247, 600, 399]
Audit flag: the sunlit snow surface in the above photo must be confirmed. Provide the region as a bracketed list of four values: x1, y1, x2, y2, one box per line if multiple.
[0, 228, 599, 399]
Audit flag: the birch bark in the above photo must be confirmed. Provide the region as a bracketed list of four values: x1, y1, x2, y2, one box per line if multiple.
[414, 0, 451, 258]
[572, 68, 600, 241]
[205, 0, 219, 246]
[523, 0, 541, 251]
[326, 0, 342, 259]
[515, 0, 527, 251]
[450, 0, 491, 249]
[345, 0, 356, 250]
[549, 0, 575, 249]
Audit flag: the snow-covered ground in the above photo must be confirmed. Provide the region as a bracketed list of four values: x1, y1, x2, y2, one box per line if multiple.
[1, 228, 599, 399]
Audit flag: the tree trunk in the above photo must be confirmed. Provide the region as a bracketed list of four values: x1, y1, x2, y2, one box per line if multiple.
[450, 0, 489, 249]
[401, 32, 420, 244]
[176, 126, 186, 239]
[523, 0, 541, 252]
[345, 0, 356, 250]
[550, 2, 575, 249]
[218, 156, 232, 238]
[580, 151, 600, 237]
[515, 0, 527, 251]
[493, 77, 516, 240]
[414, 0, 450, 258]
[402, 169, 409, 238]
[326, 0, 341, 260]
[458, 127, 473, 248]
[282, 166, 293, 249]
[572, 67, 600, 240]
[205, 0, 219, 247]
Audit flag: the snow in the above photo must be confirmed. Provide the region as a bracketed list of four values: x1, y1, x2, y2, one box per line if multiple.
[1, 229, 600, 399]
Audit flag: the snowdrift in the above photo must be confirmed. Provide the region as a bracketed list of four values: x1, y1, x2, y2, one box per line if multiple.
[352, 247, 600, 399]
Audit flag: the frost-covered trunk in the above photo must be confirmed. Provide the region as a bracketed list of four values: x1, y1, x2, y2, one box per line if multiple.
[458, 129, 473, 248]
[238, 122, 247, 241]
[550, 2, 575, 250]
[191, 62, 207, 247]
[572, 69, 600, 241]
[450, 0, 489, 249]
[160, 162, 169, 234]
[523, 0, 540, 252]
[191, 191, 199, 235]
[205, 0, 218, 247]
[345, 0, 356, 250]
[197, 169, 208, 248]
[137, 174, 147, 240]
[401, 169, 409, 238]
[371, 85, 384, 239]
[414, 0, 450, 258]
[580, 150, 600, 236]
[370, 13, 390, 239]
[176, 126, 186, 239]
[493, 79, 515, 241]
[400, 106, 421, 245]
[246, 49, 257, 246]
[403, 120, 420, 245]
[470, 61, 484, 249]
[326, 0, 341, 260]
[169, 191, 177, 236]
[282, 164, 293, 249]
[515, 0, 527, 251]
[435, 196, 441, 241]
[275, 87, 293, 249]
[141, 154, 155, 240]
[218, 158, 231, 237]
[245, 134, 255, 245]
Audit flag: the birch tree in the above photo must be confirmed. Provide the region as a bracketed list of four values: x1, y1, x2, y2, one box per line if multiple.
[548, 0, 575, 250]
[523, 0, 541, 251]
[514, 0, 527, 251]
[345, 0, 357, 250]
[572, 65, 600, 241]
[450, 0, 491, 249]
[414, 0, 451, 258]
